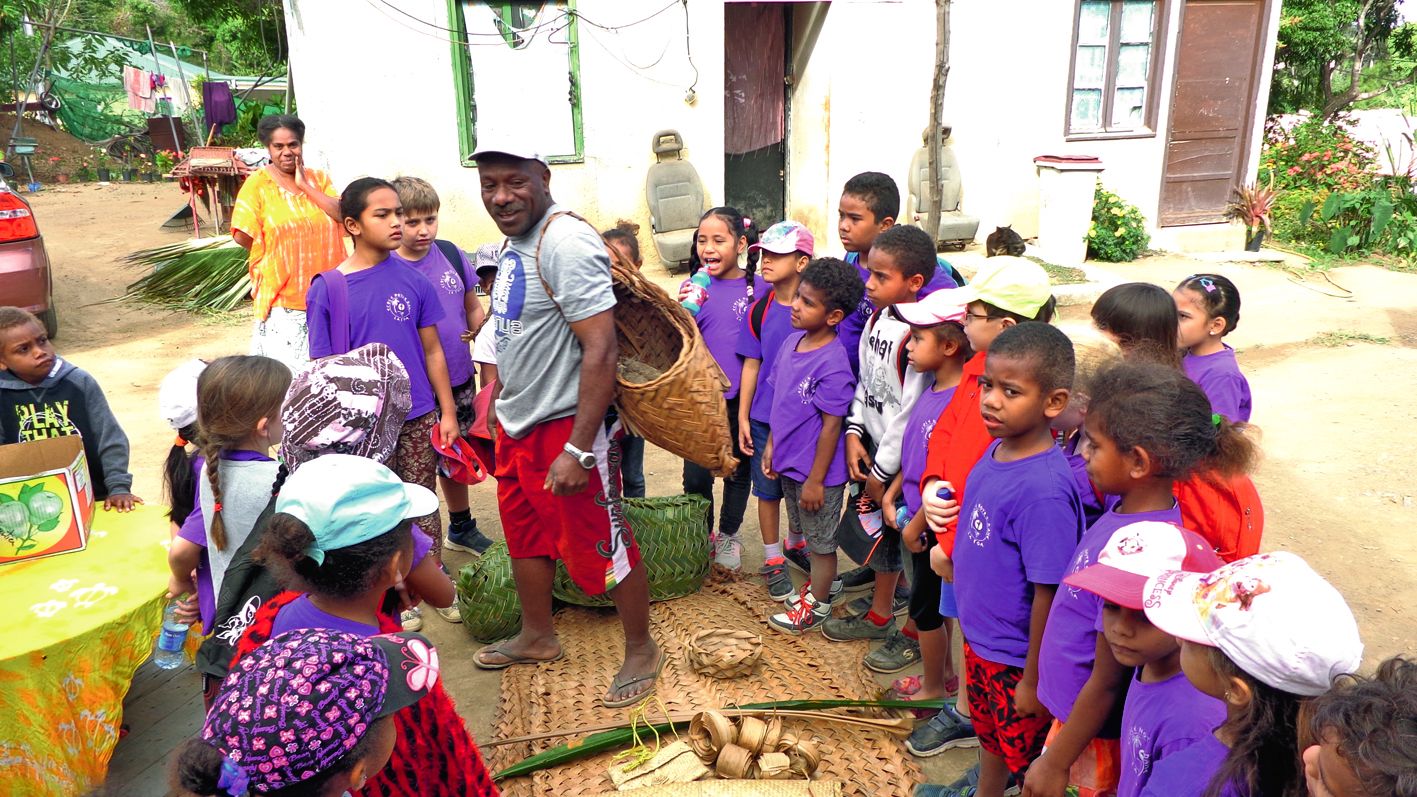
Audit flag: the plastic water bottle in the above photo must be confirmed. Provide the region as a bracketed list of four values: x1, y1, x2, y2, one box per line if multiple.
[681, 271, 711, 315]
[896, 505, 910, 529]
[154, 598, 191, 670]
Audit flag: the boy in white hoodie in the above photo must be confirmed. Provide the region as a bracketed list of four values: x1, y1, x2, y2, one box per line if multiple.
[825, 225, 937, 645]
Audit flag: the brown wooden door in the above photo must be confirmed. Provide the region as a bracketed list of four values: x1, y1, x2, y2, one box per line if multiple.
[1158, 0, 1269, 226]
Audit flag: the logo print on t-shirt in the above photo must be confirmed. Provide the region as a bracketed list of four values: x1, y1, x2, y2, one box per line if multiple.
[966, 503, 991, 546]
[919, 418, 936, 450]
[1129, 725, 1152, 776]
[795, 376, 819, 404]
[386, 292, 413, 322]
[439, 270, 461, 295]
[491, 252, 527, 352]
[1066, 548, 1092, 598]
[732, 295, 752, 321]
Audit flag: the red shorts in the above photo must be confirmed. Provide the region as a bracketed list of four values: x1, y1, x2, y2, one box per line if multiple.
[964, 642, 1051, 779]
[1044, 720, 1120, 797]
[495, 415, 640, 596]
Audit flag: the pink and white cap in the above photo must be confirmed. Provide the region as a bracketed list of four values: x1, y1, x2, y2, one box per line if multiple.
[749, 220, 815, 257]
[1063, 521, 1222, 609]
[891, 289, 968, 328]
[1142, 551, 1364, 696]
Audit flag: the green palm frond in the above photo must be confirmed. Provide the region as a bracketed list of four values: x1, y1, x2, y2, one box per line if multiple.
[115, 236, 251, 313]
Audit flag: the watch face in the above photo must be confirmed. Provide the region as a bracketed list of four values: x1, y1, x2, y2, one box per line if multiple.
[578, 453, 596, 468]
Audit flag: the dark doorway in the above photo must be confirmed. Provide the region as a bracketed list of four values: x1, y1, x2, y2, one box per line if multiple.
[724, 3, 789, 227]
[1158, 0, 1269, 225]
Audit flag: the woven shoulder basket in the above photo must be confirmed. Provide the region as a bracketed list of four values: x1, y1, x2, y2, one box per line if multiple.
[553, 494, 712, 607]
[455, 541, 522, 643]
[532, 210, 739, 477]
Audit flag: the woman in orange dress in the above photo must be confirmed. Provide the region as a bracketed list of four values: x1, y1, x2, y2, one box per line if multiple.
[231, 114, 346, 371]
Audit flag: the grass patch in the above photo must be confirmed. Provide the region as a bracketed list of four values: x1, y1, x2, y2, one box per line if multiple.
[1310, 330, 1392, 347]
[1025, 255, 1088, 285]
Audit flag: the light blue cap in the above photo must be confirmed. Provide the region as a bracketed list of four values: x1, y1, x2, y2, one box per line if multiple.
[274, 454, 439, 565]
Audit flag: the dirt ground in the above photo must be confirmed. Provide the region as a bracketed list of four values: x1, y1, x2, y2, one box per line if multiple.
[50, 184, 1415, 791]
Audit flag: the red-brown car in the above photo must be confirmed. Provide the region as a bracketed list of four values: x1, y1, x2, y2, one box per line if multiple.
[0, 161, 55, 337]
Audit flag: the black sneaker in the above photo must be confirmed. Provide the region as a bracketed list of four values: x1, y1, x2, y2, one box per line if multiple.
[839, 565, 876, 594]
[444, 518, 494, 555]
[761, 560, 796, 602]
[846, 585, 911, 618]
[783, 546, 812, 575]
[864, 626, 922, 673]
[904, 703, 979, 757]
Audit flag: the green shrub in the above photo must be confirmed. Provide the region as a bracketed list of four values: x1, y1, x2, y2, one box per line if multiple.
[1087, 183, 1150, 262]
[1261, 116, 1377, 194]
[1283, 182, 1417, 257]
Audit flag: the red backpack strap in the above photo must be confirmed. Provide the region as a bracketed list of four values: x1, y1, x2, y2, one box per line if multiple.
[748, 289, 776, 339]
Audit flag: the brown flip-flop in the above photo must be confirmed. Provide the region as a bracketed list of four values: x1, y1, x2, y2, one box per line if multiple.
[600, 650, 666, 708]
[472, 641, 564, 670]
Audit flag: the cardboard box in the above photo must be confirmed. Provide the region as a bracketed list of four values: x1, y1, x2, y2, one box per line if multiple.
[0, 436, 95, 565]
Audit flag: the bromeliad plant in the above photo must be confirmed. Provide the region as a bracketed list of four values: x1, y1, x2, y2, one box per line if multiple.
[1226, 177, 1277, 249]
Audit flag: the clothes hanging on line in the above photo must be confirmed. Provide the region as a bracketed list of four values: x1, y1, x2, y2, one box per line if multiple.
[202, 80, 237, 133]
[123, 66, 155, 113]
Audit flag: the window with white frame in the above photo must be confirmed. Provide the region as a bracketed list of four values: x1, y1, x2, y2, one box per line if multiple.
[451, 1, 584, 164]
[1068, 0, 1161, 136]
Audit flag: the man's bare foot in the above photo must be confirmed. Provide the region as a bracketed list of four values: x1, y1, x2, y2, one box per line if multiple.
[602, 640, 662, 707]
[472, 632, 563, 670]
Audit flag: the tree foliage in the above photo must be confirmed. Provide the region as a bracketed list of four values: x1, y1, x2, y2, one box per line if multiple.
[167, 0, 285, 74]
[1271, 0, 1417, 117]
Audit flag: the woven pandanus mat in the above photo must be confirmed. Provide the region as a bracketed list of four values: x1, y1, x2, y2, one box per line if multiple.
[491, 577, 921, 796]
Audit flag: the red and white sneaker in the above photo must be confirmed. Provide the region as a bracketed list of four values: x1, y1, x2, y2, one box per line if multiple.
[784, 578, 844, 609]
[770, 589, 829, 634]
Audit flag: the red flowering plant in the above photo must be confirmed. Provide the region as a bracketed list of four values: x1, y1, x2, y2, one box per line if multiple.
[1261, 115, 1376, 194]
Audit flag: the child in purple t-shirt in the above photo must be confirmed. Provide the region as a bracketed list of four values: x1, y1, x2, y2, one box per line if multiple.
[1028, 360, 1262, 797]
[390, 176, 495, 569]
[306, 178, 460, 560]
[762, 258, 863, 635]
[1062, 522, 1226, 797]
[1174, 273, 1252, 422]
[951, 323, 1084, 792]
[736, 221, 812, 600]
[679, 207, 766, 572]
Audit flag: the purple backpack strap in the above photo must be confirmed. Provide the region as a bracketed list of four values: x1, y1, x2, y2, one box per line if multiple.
[318, 269, 351, 355]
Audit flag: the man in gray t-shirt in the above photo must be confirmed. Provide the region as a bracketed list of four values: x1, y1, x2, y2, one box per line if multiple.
[470, 143, 661, 709]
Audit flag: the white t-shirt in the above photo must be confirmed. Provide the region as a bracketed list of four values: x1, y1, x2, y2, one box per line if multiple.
[473, 320, 497, 366]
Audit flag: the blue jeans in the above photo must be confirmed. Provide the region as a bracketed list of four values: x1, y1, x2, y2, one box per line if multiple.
[748, 418, 782, 501]
[620, 434, 646, 498]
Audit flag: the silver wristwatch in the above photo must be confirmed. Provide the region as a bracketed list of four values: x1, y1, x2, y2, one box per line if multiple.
[563, 442, 596, 469]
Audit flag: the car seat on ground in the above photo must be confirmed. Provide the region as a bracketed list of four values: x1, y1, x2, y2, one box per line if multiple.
[645, 130, 707, 271]
[906, 125, 981, 251]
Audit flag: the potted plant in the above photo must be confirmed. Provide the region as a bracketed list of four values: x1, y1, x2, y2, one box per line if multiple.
[122, 155, 137, 182]
[95, 150, 112, 182]
[1226, 177, 1277, 252]
[48, 156, 68, 183]
[75, 156, 95, 182]
[139, 153, 155, 182]
[154, 149, 177, 178]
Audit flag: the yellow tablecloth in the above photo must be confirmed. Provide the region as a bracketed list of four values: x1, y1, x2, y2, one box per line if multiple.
[0, 505, 170, 797]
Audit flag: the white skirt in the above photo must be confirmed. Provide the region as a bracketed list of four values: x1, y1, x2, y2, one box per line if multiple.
[250, 307, 311, 373]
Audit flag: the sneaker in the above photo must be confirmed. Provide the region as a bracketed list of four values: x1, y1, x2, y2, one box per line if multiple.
[905, 703, 979, 757]
[714, 534, 743, 570]
[846, 586, 911, 619]
[769, 590, 829, 634]
[864, 627, 922, 673]
[925, 764, 1018, 797]
[822, 612, 894, 641]
[839, 565, 876, 594]
[444, 518, 494, 555]
[435, 604, 462, 623]
[783, 546, 812, 575]
[761, 560, 796, 602]
[785, 579, 844, 609]
[400, 606, 423, 631]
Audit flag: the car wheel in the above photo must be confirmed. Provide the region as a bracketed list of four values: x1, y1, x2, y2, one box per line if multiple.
[37, 306, 57, 339]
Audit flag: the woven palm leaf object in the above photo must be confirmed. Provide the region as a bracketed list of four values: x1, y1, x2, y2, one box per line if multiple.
[553, 495, 712, 607]
[456, 541, 523, 643]
[686, 629, 763, 679]
[609, 260, 740, 477]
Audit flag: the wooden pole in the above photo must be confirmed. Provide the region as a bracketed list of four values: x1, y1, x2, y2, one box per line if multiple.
[924, 0, 951, 246]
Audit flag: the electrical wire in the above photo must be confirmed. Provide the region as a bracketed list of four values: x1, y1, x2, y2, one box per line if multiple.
[680, 0, 698, 93]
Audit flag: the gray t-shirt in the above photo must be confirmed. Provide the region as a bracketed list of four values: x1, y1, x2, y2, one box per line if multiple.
[490, 205, 616, 438]
[200, 458, 280, 601]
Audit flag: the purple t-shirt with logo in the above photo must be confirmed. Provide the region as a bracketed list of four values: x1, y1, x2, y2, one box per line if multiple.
[901, 383, 957, 515]
[392, 246, 475, 388]
[838, 252, 958, 376]
[177, 455, 214, 630]
[766, 332, 855, 484]
[1183, 345, 1251, 423]
[1063, 433, 1108, 528]
[307, 257, 446, 418]
[1038, 503, 1182, 721]
[1123, 672, 1228, 797]
[953, 441, 1084, 667]
[1138, 733, 1245, 797]
[736, 293, 797, 423]
[690, 273, 765, 399]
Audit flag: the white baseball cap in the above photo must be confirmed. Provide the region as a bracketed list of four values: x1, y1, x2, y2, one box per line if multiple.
[471, 135, 548, 167]
[1064, 521, 1223, 609]
[158, 358, 207, 430]
[1142, 551, 1364, 696]
[892, 290, 969, 328]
